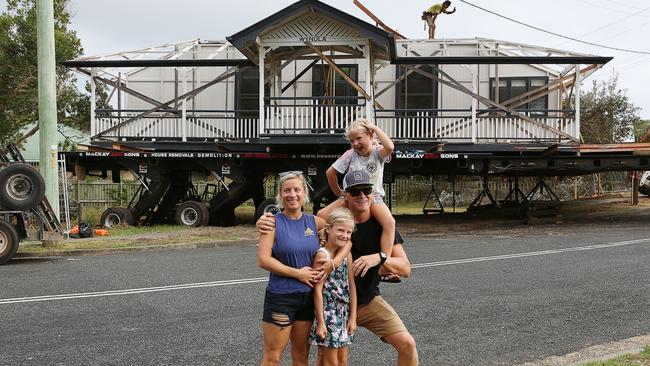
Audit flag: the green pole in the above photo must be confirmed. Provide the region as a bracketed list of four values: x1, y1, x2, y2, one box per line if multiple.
[37, 0, 60, 219]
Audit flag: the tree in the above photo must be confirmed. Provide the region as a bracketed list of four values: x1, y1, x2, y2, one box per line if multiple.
[574, 74, 641, 144]
[633, 119, 650, 142]
[0, 0, 96, 143]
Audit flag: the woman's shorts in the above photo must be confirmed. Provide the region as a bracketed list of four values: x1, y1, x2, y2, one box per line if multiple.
[263, 290, 315, 327]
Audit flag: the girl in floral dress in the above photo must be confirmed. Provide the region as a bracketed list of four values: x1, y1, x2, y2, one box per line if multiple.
[310, 208, 358, 366]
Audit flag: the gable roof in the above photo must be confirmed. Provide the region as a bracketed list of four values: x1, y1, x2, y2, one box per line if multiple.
[227, 0, 391, 62]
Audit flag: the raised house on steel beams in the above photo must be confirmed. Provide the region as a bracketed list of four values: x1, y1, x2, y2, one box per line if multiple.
[62, 0, 611, 146]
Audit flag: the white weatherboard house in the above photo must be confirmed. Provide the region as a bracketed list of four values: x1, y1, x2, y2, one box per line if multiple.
[63, 0, 611, 146]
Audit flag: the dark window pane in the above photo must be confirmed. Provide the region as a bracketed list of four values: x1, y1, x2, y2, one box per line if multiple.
[312, 65, 358, 105]
[510, 79, 527, 98]
[236, 68, 268, 117]
[408, 95, 435, 110]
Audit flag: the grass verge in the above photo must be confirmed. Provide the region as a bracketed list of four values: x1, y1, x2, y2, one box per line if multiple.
[581, 346, 650, 366]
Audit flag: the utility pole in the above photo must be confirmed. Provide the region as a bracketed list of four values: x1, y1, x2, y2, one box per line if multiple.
[37, 0, 60, 218]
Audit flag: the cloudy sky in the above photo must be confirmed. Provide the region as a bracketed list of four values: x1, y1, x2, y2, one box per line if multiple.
[3, 0, 650, 118]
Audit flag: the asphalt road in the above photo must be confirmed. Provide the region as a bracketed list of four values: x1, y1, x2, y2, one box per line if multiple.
[1, 222, 649, 365]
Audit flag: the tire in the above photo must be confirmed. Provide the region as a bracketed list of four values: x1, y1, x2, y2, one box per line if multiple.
[255, 198, 280, 220]
[199, 203, 210, 227]
[117, 208, 135, 226]
[0, 163, 46, 210]
[0, 219, 20, 265]
[175, 201, 207, 227]
[639, 184, 650, 196]
[100, 207, 130, 228]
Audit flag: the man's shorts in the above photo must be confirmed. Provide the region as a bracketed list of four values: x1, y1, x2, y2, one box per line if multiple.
[262, 290, 314, 327]
[356, 296, 408, 339]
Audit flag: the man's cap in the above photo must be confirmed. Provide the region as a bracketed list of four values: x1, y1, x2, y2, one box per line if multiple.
[343, 170, 373, 191]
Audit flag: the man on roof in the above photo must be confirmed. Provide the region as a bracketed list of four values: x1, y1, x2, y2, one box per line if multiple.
[422, 1, 456, 39]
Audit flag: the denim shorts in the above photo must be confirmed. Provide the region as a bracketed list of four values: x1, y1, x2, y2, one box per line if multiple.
[263, 290, 314, 327]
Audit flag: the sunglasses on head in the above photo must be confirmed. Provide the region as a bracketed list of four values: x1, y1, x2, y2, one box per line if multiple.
[278, 170, 303, 178]
[347, 187, 373, 197]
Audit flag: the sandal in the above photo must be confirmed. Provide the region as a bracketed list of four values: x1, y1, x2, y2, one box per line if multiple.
[378, 274, 402, 283]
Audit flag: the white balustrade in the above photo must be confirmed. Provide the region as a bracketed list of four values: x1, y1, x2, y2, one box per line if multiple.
[93, 109, 576, 143]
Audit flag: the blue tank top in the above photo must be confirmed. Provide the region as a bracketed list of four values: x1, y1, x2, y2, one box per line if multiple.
[267, 213, 319, 294]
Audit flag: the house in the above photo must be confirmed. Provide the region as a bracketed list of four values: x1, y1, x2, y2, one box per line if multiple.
[62, 0, 610, 146]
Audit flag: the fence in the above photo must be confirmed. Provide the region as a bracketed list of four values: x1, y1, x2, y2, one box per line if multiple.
[70, 172, 632, 214]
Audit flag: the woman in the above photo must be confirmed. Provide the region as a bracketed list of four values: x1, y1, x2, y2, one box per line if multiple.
[258, 171, 351, 366]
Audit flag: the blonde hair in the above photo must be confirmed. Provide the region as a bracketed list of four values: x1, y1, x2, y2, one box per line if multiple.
[275, 172, 310, 210]
[345, 118, 379, 145]
[345, 118, 372, 139]
[318, 207, 355, 247]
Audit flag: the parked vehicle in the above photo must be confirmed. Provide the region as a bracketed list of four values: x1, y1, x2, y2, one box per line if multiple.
[0, 162, 48, 265]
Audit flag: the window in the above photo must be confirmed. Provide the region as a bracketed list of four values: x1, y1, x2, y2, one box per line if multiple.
[489, 77, 548, 116]
[235, 68, 268, 117]
[396, 65, 437, 115]
[312, 64, 358, 104]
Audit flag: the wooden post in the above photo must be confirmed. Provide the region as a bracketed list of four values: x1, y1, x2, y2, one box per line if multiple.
[632, 172, 639, 205]
[181, 67, 188, 142]
[364, 41, 375, 121]
[471, 64, 478, 143]
[258, 42, 265, 137]
[575, 64, 581, 140]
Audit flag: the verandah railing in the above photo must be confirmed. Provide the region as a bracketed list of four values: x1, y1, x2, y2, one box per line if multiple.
[94, 109, 258, 141]
[92, 106, 576, 143]
[374, 109, 576, 142]
[263, 96, 366, 134]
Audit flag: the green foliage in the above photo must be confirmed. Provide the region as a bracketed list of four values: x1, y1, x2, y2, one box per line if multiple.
[107, 185, 130, 203]
[633, 119, 650, 142]
[0, 0, 107, 143]
[573, 74, 641, 143]
[57, 137, 75, 151]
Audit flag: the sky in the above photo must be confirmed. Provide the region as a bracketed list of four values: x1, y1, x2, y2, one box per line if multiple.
[2, 0, 650, 118]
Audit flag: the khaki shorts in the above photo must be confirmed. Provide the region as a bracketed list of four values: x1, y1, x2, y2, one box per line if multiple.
[356, 296, 407, 339]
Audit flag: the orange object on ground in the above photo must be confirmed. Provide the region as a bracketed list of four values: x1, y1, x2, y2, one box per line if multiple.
[94, 229, 109, 236]
[70, 225, 79, 235]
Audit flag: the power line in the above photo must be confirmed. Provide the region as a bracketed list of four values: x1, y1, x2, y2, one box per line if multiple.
[571, 3, 650, 39]
[459, 0, 650, 55]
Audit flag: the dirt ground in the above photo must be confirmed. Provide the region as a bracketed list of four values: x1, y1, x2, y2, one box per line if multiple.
[21, 193, 650, 252]
[125, 193, 650, 243]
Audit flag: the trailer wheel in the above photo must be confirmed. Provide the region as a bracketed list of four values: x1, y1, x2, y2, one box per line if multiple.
[199, 204, 210, 227]
[255, 198, 280, 220]
[0, 219, 20, 265]
[0, 163, 46, 211]
[100, 207, 131, 228]
[117, 208, 135, 226]
[175, 201, 207, 227]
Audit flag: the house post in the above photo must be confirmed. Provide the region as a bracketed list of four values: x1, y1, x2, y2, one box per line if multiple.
[181, 67, 188, 142]
[364, 41, 375, 122]
[471, 64, 478, 143]
[574, 64, 581, 141]
[258, 41, 266, 137]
